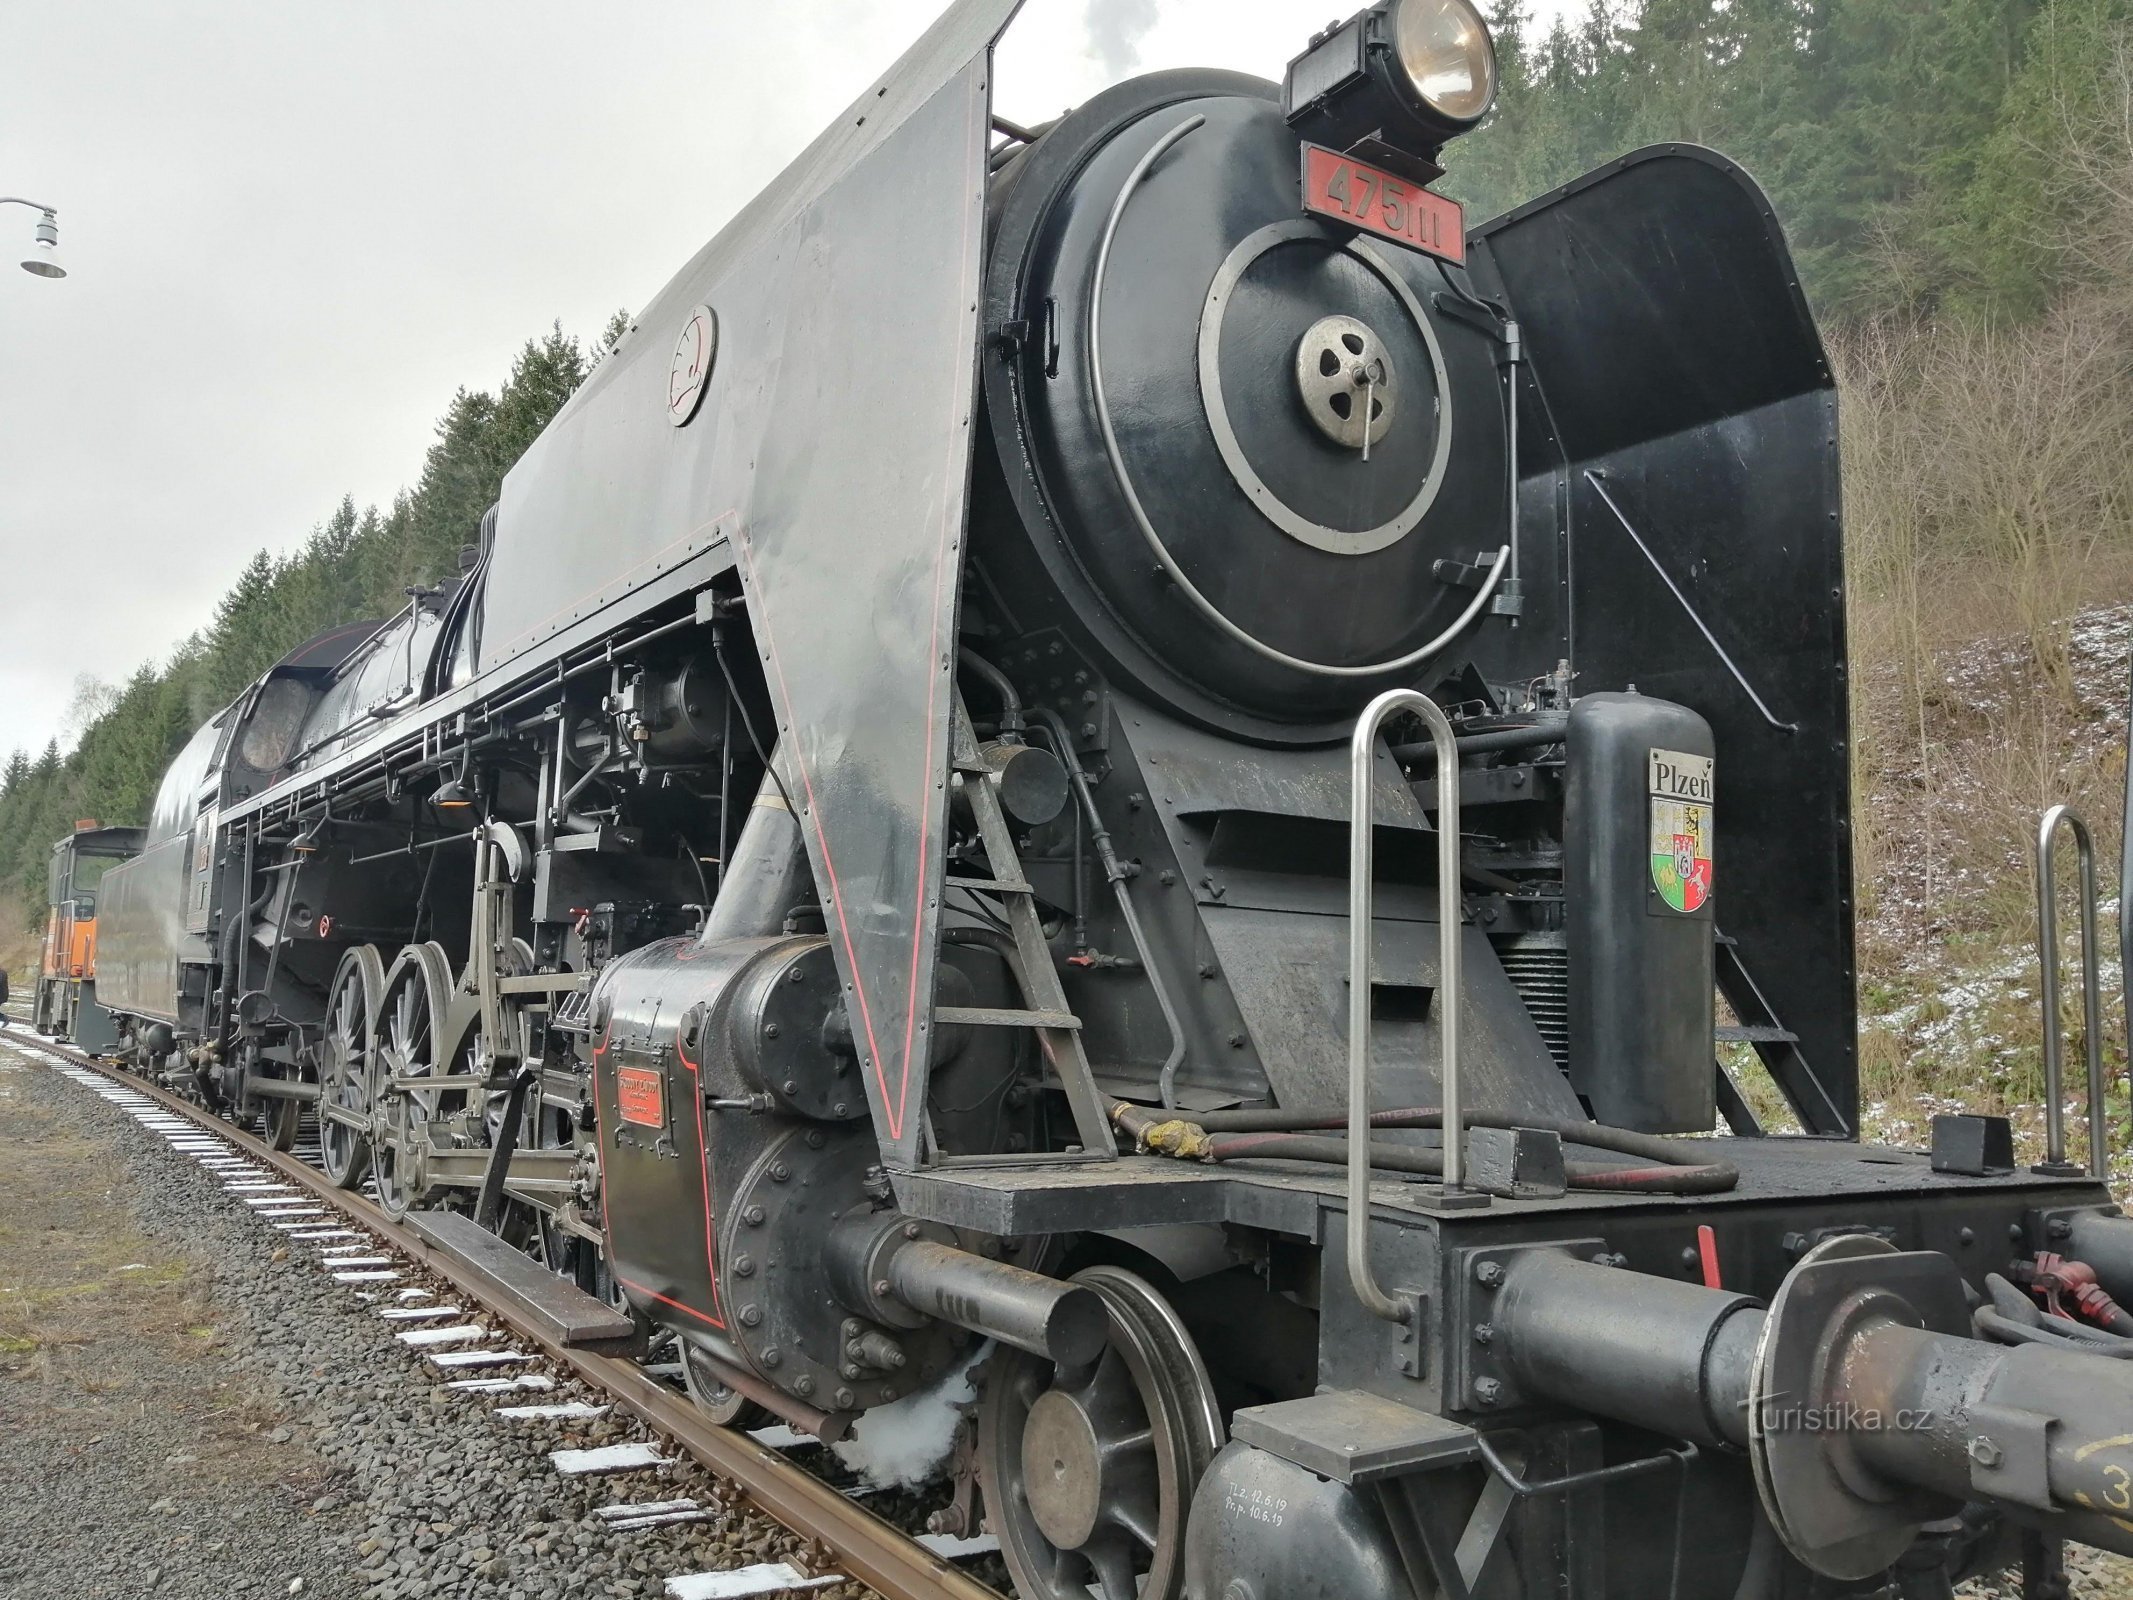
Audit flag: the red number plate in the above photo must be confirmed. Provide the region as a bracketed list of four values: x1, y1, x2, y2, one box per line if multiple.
[1302, 145, 1465, 265]
[616, 1065, 666, 1128]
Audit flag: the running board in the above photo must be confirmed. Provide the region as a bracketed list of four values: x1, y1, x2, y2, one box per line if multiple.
[407, 1209, 638, 1350]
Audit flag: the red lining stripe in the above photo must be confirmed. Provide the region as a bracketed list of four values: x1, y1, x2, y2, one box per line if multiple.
[722, 70, 990, 1148]
[728, 530, 898, 1139]
[593, 1016, 725, 1331]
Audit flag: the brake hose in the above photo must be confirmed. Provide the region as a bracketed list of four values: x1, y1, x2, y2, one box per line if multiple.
[1111, 1103, 1739, 1195]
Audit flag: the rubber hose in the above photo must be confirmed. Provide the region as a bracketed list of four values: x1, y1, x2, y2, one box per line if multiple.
[1974, 1306, 2133, 1357]
[1986, 1271, 2133, 1344]
[1193, 1129, 1733, 1194]
[1985, 1272, 2048, 1326]
[1177, 1104, 1739, 1192]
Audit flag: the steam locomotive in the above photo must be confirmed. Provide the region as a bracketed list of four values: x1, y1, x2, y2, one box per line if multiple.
[83, 1, 2133, 1594]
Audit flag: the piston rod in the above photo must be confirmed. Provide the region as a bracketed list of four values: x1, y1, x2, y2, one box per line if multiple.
[883, 1240, 1107, 1366]
[827, 1218, 1108, 1368]
[700, 765, 810, 945]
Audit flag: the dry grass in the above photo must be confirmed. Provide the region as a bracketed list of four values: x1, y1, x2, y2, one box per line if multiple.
[1824, 35, 2133, 1179]
[0, 1070, 217, 1382]
[1837, 598, 2133, 1182]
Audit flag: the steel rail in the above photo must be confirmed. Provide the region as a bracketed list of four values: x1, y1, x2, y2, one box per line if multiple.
[40, 1039, 1001, 1600]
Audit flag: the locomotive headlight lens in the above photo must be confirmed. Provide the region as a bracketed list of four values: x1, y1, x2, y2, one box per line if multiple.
[1392, 0, 1496, 126]
[1283, 0, 1498, 167]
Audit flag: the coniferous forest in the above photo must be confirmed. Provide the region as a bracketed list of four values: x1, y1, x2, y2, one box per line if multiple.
[0, 316, 619, 943]
[8, 0, 2133, 1090]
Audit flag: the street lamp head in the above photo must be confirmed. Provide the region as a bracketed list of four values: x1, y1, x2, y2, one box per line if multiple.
[20, 211, 64, 279]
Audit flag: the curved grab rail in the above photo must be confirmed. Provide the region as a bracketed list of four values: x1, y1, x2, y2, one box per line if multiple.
[2035, 803, 2108, 1176]
[1348, 689, 1464, 1324]
[1087, 114, 1510, 678]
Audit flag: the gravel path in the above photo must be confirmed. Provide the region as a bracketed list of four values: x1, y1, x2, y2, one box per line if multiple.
[0, 1031, 877, 1600]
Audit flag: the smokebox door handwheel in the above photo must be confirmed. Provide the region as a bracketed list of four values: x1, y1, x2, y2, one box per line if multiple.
[1293, 313, 1398, 451]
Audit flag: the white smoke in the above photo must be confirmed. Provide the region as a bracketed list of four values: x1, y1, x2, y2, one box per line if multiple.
[831, 1342, 990, 1490]
[1085, 0, 1160, 77]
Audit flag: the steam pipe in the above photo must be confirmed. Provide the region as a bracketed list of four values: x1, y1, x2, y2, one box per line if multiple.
[1175, 1102, 1731, 1165]
[957, 648, 1025, 736]
[1109, 1102, 1738, 1194]
[700, 764, 810, 945]
[1390, 713, 1567, 763]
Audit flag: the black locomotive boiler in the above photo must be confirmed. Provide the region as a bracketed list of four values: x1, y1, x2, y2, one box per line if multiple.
[83, 2, 2133, 1595]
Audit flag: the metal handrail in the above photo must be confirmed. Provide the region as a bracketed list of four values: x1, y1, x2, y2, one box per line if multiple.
[1349, 689, 1464, 1325]
[2035, 804, 2108, 1175]
[2122, 649, 2133, 1088]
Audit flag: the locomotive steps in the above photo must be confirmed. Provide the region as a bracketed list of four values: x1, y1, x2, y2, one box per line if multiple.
[0, 1023, 1005, 1600]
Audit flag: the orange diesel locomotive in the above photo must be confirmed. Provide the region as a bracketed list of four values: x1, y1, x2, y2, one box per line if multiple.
[34, 822, 145, 1051]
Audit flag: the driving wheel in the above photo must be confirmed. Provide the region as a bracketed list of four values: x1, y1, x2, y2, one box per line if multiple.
[319, 945, 383, 1189]
[370, 942, 451, 1219]
[979, 1265, 1223, 1600]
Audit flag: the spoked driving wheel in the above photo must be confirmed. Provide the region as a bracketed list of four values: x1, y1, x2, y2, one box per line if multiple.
[319, 945, 383, 1189]
[370, 943, 452, 1220]
[980, 1266, 1224, 1600]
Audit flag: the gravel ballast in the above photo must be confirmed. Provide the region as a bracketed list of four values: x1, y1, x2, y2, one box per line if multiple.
[0, 1031, 876, 1600]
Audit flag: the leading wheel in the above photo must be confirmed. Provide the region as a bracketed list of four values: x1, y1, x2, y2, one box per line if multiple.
[320, 946, 384, 1189]
[262, 1090, 301, 1152]
[370, 943, 452, 1220]
[681, 1338, 772, 1430]
[979, 1266, 1223, 1600]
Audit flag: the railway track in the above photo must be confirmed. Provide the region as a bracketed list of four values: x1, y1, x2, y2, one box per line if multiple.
[2, 1025, 1003, 1600]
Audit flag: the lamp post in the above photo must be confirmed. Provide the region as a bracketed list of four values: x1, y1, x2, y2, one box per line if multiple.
[1, 198, 65, 279]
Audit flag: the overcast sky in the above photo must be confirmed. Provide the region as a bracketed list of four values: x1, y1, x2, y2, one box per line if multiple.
[0, 0, 1575, 765]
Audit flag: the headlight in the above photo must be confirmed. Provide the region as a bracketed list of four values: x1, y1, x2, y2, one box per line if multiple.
[1284, 0, 1501, 174]
[1392, 0, 1496, 127]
